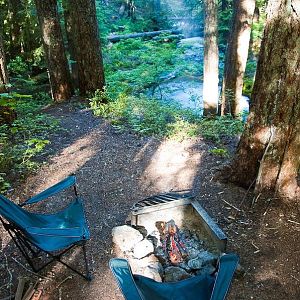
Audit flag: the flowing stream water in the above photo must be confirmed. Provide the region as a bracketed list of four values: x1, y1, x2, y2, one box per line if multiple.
[150, 3, 249, 115]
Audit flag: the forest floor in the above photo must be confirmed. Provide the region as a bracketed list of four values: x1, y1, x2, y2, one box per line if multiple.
[0, 102, 299, 300]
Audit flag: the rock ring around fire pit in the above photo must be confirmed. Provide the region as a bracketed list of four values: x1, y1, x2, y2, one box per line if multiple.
[112, 191, 228, 283]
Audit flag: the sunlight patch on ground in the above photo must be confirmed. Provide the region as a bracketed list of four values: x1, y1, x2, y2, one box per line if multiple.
[33, 132, 100, 194]
[142, 139, 202, 191]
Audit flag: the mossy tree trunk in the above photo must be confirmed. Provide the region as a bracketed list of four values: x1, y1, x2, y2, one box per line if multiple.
[229, 0, 300, 200]
[0, 30, 8, 93]
[34, 0, 73, 101]
[63, 0, 105, 96]
[203, 0, 219, 116]
[220, 0, 255, 117]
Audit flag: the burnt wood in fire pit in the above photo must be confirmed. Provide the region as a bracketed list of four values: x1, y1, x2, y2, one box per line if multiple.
[127, 192, 227, 253]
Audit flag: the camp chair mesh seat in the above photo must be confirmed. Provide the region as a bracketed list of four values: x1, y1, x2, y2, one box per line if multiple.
[0, 175, 92, 280]
[110, 253, 239, 300]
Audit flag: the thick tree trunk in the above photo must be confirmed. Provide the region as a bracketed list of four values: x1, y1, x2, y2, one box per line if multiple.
[35, 0, 73, 101]
[65, 0, 105, 96]
[62, 0, 78, 89]
[220, 0, 255, 117]
[203, 0, 219, 116]
[0, 31, 8, 93]
[229, 0, 300, 200]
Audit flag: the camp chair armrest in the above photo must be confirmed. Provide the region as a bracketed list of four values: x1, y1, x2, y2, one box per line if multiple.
[210, 253, 239, 300]
[20, 176, 77, 207]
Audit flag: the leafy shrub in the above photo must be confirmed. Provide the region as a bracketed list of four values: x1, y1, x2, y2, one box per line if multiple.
[90, 90, 244, 141]
[198, 116, 244, 142]
[7, 56, 29, 76]
[209, 147, 229, 157]
[0, 92, 59, 192]
[104, 39, 184, 99]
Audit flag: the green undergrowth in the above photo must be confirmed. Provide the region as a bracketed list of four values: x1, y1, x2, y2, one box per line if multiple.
[90, 90, 244, 141]
[104, 38, 185, 98]
[0, 92, 59, 192]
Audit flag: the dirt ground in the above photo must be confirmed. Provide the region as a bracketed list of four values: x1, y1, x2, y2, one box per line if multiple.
[1, 103, 299, 300]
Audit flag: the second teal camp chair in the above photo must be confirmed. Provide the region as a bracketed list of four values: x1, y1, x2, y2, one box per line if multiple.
[110, 253, 238, 300]
[0, 175, 92, 280]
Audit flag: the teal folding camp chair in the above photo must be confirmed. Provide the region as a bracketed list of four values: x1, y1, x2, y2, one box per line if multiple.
[110, 253, 238, 300]
[0, 175, 92, 280]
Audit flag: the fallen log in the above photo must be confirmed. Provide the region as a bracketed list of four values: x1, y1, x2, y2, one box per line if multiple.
[108, 29, 182, 43]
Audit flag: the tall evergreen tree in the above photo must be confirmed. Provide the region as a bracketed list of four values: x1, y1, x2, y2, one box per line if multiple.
[62, 0, 78, 89]
[227, 0, 300, 200]
[203, 0, 219, 115]
[0, 29, 8, 93]
[220, 0, 255, 117]
[63, 0, 105, 96]
[34, 0, 73, 101]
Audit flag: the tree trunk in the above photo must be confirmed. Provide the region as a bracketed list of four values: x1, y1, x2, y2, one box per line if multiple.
[34, 0, 73, 101]
[0, 30, 8, 93]
[203, 0, 219, 116]
[64, 0, 105, 96]
[8, 0, 23, 58]
[62, 0, 79, 89]
[228, 0, 300, 200]
[220, 0, 255, 117]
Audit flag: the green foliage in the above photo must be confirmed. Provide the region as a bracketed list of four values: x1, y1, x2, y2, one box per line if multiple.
[218, 2, 234, 51]
[7, 56, 29, 76]
[198, 116, 244, 142]
[0, 92, 59, 192]
[90, 90, 244, 141]
[104, 39, 184, 98]
[243, 59, 258, 96]
[1, 0, 41, 61]
[209, 147, 229, 158]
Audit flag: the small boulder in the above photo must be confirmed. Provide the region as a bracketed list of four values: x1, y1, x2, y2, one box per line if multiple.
[187, 257, 203, 270]
[143, 267, 162, 282]
[133, 239, 154, 259]
[196, 264, 216, 276]
[112, 225, 143, 252]
[198, 251, 217, 265]
[188, 251, 217, 270]
[164, 266, 192, 282]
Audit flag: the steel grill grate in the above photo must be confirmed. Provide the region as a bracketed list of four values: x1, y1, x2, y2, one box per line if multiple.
[132, 191, 194, 210]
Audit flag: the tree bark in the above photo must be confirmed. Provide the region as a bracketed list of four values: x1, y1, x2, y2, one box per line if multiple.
[228, 0, 300, 200]
[34, 0, 73, 101]
[0, 30, 8, 93]
[220, 0, 255, 117]
[62, 0, 79, 89]
[64, 0, 105, 96]
[203, 0, 219, 116]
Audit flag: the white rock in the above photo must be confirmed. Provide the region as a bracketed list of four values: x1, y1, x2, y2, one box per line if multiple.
[112, 225, 143, 252]
[133, 239, 154, 259]
[143, 267, 162, 282]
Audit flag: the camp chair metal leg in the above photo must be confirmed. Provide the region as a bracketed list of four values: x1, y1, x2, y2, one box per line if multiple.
[43, 242, 92, 281]
[8, 230, 37, 271]
[6, 227, 91, 281]
[82, 242, 92, 281]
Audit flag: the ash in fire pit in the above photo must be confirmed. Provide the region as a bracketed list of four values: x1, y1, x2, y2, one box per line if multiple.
[112, 220, 218, 282]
